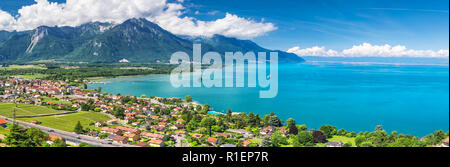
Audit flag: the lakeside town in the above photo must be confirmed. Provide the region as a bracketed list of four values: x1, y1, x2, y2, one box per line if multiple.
[0, 77, 449, 147]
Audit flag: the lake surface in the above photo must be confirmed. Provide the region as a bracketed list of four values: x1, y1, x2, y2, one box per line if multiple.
[89, 60, 449, 136]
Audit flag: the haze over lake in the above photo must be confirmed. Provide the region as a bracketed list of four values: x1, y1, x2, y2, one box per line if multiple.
[89, 58, 449, 136]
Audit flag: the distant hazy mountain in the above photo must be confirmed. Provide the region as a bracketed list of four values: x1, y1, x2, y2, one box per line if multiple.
[190, 34, 305, 62]
[0, 18, 304, 63]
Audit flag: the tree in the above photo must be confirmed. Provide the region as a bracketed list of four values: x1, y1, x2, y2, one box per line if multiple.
[355, 135, 366, 147]
[271, 130, 288, 147]
[375, 125, 384, 132]
[297, 124, 307, 131]
[203, 104, 210, 112]
[112, 106, 125, 118]
[74, 121, 84, 134]
[371, 129, 389, 147]
[195, 105, 202, 112]
[200, 117, 216, 136]
[337, 128, 347, 136]
[262, 112, 276, 126]
[289, 125, 299, 135]
[4, 124, 33, 147]
[226, 109, 232, 122]
[248, 112, 259, 127]
[51, 138, 67, 147]
[185, 95, 192, 102]
[286, 118, 296, 128]
[319, 125, 337, 138]
[261, 136, 271, 147]
[423, 130, 447, 146]
[25, 127, 49, 146]
[312, 131, 327, 143]
[387, 137, 423, 147]
[267, 116, 282, 127]
[286, 118, 298, 135]
[294, 131, 314, 147]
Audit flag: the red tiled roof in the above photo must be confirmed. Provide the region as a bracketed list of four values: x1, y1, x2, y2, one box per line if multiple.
[101, 127, 119, 133]
[111, 135, 128, 142]
[117, 126, 140, 133]
[0, 119, 7, 125]
[149, 139, 163, 145]
[175, 131, 187, 135]
[124, 133, 137, 138]
[140, 132, 165, 139]
[49, 135, 63, 141]
[134, 142, 148, 147]
[243, 140, 252, 147]
[192, 133, 203, 138]
[206, 137, 218, 144]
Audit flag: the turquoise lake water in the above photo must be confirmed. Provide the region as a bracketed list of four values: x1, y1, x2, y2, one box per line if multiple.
[89, 61, 449, 136]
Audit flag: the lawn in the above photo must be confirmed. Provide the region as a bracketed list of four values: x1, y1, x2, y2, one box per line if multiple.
[17, 112, 111, 132]
[0, 103, 65, 117]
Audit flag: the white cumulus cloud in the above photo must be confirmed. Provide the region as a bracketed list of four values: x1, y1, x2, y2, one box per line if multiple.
[287, 43, 449, 58]
[0, 0, 276, 39]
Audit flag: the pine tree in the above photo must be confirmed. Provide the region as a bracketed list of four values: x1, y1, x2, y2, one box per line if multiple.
[74, 121, 84, 134]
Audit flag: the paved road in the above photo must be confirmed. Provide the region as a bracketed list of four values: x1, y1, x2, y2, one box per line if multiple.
[1, 116, 136, 147]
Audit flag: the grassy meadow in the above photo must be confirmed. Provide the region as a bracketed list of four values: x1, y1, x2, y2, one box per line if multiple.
[17, 112, 111, 132]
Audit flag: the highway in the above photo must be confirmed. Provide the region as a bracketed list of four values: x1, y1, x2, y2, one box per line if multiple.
[1, 115, 137, 147]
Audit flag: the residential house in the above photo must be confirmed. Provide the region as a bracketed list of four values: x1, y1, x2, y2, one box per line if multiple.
[242, 140, 252, 147]
[192, 133, 203, 139]
[260, 126, 275, 136]
[101, 127, 121, 135]
[140, 132, 167, 140]
[214, 132, 232, 138]
[443, 137, 449, 147]
[117, 126, 141, 134]
[173, 124, 185, 130]
[206, 137, 219, 145]
[124, 133, 140, 141]
[149, 139, 165, 147]
[134, 142, 148, 147]
[0, 119, 8, 128]
[107, 119, 119, 125]
[174, 130, 188, 136]
[47, 135, 64, 145]
[326, 142, 343, 147]
[176, 119, 185, 124]
[110, 135, 128, 144]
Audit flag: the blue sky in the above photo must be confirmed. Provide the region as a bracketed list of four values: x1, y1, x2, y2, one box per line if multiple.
[181, 0, 449, 51]
[0, 0, 448, 57]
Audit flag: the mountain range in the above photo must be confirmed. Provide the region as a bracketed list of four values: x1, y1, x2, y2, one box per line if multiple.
[0, 18, 304, 63]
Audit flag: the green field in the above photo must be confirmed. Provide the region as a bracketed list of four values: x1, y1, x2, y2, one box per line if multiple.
[17, 112, 111, 132]
[42, 98, 73, 105]
[13, 74, 49, 79]
[0, 103, 65, 117]
[0, 64, 47, 70]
